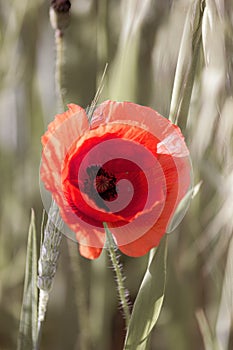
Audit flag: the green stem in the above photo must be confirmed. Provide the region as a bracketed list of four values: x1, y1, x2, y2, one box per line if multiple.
[103, 223, 131, 328]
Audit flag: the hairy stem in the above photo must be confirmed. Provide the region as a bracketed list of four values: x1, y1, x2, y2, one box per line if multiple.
[103, 223, 131, 328]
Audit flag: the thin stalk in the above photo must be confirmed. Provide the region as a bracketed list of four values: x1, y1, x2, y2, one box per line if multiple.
[96, 0, 108, 86]
[54, 24, 90, 350]
[103, 223, 131, 328]
[36, 25, 66, 350]
[86, 63, 108, 122]
[55, 30, 66, 111]
[36, 3, 71, 349]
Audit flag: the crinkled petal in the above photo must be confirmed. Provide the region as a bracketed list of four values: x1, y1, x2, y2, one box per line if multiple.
[112, 154, 178, 256]
[42, 104, 85, 147]
[40, 101, 192, 259]
[62, 122, 165, 224]
[92, 100, 189, 158]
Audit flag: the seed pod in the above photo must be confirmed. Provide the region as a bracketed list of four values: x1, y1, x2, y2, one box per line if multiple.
[50, 0, 71, 33]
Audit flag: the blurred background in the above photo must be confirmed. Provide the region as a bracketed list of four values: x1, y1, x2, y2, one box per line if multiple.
[0, 0, 233, 349]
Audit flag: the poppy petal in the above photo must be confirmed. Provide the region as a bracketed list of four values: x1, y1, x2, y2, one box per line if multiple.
[40, 100, 192, 259]
[42, 104, 85, 147]
[61, 122, 165, 225]
[79, 244, 103, 259]
[109, 152, 176, 248]
[92, 100, 189, 157]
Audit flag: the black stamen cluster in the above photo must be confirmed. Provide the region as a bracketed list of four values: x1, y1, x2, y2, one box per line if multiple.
[96, 167, 118, 201]
[84, 165, 118, 208]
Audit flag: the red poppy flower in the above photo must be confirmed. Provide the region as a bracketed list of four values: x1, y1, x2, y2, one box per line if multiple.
[40, 100, 191, 259]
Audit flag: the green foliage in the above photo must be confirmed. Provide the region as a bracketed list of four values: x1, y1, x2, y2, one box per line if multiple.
[17, 210, 38, 350]
[124, 236, 167, 350]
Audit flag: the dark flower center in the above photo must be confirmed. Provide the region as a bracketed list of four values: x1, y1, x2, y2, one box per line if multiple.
[84, 166, 118, 208]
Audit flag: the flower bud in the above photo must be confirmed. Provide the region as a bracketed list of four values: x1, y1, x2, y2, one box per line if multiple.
[50, 0, 71, 33]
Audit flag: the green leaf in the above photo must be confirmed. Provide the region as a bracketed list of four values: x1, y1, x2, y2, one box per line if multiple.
[17, 209, 38, 350]
[124, 236, 168, 350]
[167, 180, 202, 233]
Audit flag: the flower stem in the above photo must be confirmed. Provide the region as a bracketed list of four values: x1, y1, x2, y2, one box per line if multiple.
[55, 29, 66, 111]
[103, 223, 131, 328]
[35, 4, 72, 349]
[54, 22, 90, 350]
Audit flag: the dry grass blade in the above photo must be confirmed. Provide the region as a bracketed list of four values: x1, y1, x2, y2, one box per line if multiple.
[189, 0, 233, 276]
[196, 309, 222, 350]
[191, 0, 226, 158]
[216, 236, 233, 350]
[169, 0, 205, 130]
[86, 63, 108, 122]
